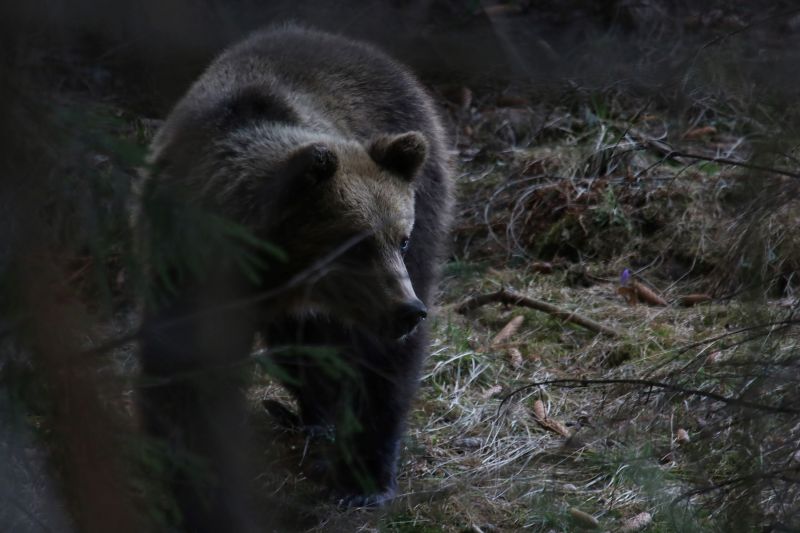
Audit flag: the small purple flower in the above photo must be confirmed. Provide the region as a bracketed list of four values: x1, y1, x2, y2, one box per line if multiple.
[620, 268, 631, 286]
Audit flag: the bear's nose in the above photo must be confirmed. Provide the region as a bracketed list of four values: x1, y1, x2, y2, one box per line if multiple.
[394, 299, 428, 337]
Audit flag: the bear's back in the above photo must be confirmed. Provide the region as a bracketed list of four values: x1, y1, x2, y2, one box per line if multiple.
[181, 25, 443, 144]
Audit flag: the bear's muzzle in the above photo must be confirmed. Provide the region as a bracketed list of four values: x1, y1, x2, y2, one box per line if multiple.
[392, 298, 427, 339]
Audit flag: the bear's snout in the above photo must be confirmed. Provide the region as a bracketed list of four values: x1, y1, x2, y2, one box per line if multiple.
[393, 298, 427, 338]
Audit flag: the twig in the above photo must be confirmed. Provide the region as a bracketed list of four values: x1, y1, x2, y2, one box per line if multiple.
[80, 228, 386, 358]
[672, 319, 798, 356]
[644, 320, 798, 377]
[498, 378, 800, 416]
[455, 288, 622, 337]
[673, 464, 800, 502]
[665, 148, 800, 180]
[638, 140, 800, 180]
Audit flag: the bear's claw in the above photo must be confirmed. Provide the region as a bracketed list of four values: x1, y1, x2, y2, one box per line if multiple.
[337, 487, 397, 509]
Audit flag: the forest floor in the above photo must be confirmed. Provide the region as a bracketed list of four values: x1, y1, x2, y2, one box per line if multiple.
[6, 81, 796, 533]
[6, 10, 800, 531]
[245, 85, 800, 532]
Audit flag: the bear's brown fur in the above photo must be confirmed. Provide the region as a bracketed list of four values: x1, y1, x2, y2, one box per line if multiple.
[136, 24, 452, 531]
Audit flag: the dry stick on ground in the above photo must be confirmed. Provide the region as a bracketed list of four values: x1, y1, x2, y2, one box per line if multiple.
[456, 288, 623, 338]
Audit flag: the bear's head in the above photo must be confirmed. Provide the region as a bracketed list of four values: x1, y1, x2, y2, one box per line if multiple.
[147, 89, 432, 339]
[195, 120, 430, 339]
[270, 130, 429, 339]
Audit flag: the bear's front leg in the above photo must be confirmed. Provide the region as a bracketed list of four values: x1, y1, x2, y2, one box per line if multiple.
[138, 286, 258, 532]
[333, 329, 427, 508]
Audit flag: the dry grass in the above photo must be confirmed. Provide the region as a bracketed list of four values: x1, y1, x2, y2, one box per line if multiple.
[250, 264, 799, 531]
[243, 84, 800, 531]
[3, 87, 792, 532]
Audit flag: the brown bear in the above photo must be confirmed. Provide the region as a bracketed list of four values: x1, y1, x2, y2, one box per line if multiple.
[134, 24, 452, 531]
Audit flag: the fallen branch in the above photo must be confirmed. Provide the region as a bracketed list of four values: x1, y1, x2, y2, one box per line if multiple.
[456, 288, 622, 338]
[498, 378, 800, 416]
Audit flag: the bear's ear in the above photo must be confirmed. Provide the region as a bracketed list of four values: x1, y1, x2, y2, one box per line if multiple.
[286, 143, 339, 183]
[368, 131, 428, 181]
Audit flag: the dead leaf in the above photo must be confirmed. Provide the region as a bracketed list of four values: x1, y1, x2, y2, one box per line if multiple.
[531, 260, 554, 274]
[526, 352, 543, 363]
[491, 315, 524, 347]
[542, 418, 571, 437]
[619, 512, 653, 532]
[679, 293, 712, 306]
[453, 437, 483, 450]
[533, 399, 546, 420]
[569, 507, 599, 529]
[532, 400, 571, 437]
[631, 280, 668, 306]
[496, 94, 530, 108]
[522, 158, 548, 175]
[618, 286, 638, 305]
[482, 385, 503, 399]
[704, 350, 722, 365]
[682, 125, 716, 140]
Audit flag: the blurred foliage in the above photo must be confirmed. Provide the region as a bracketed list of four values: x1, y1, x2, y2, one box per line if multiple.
[2, 1, 800, 531]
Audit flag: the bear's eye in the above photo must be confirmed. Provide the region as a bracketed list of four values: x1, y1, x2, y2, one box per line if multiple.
[400, 237, 410, 254]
